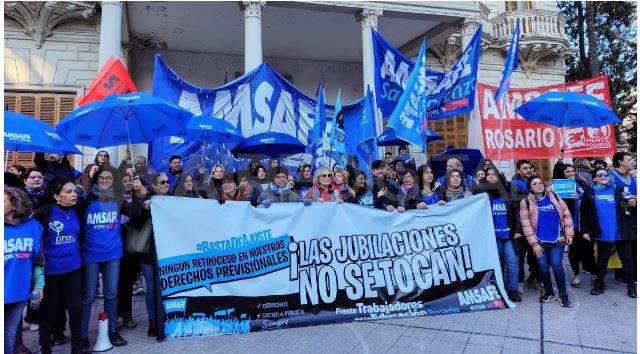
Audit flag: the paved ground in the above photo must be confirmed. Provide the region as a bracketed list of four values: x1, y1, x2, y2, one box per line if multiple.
[22, 256, 637, 354]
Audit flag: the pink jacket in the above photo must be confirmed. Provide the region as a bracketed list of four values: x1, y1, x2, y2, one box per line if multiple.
[519, 188, 574, 246]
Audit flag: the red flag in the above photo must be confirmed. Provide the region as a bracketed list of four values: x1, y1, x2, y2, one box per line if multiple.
[77, 56, 137, 106]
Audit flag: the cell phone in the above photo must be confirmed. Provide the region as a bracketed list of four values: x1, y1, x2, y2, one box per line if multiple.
[133, 175, 140, 183]
[560, 147, 565, 155]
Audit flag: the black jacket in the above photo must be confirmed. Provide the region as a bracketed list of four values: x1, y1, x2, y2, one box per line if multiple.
[580, 185, 637, 241]
[34, 153, 77, 184]
[372, 177, 399, 209]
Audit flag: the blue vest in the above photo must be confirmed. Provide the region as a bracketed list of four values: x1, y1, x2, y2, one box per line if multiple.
[43, 206, 82, 275]
[594, 187, 618, 242]
[490, 197, 510, 239]
[4, 219, 42, 303]
[83, 200, 123, 263]
[536, 197, 560, 243]
[421, 191, 440, 206]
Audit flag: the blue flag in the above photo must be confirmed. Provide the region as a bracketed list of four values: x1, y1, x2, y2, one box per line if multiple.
[329, 89, 347, 168]
[386, 38, 428, 152]
[310, 78, 327, 170]
[494, 22, 519, 102]
[355, 87, 379, 180]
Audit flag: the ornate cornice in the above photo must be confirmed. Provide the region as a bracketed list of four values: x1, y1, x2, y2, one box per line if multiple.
[428, 35, 461, 71]
[4, 1, 96, 48]
[239, 1, 265, 19]
[518, 42, 573, 77]
[355, 8, 383, 28]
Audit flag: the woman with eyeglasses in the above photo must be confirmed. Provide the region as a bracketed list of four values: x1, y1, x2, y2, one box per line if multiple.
[221, 173, 256, 205]
[31, 178, 84, 354]
[257, 167, 301, 207]
[78, 165, 145, 352]
[5, 187, 44, 354]
[24, 168, 49, 211]
[295, 164, 313, 198]
[552, 163, 595, 288]
[519, 176, 574, 307]
[397, 170, 427, 212]
[580, 167, 637, 298]
[304, 167, 338, 202]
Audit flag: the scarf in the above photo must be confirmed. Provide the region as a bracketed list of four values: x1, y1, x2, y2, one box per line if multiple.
[268, 182, 289, 195]
[445, 185, 465, 201]
[25, 187, 45, 197]
[591, 181, 614, 191]
[91, 185, 116, 199]
[400, 182, 414, 195]
[223, 190, 241, 201]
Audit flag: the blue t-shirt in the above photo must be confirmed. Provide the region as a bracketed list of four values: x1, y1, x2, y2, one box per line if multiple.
[4, 219, 42, 303]
[611, 171, 637, 196]
[421, 191, 440, 206]
[490, 197, 510, 239]
[536, 196, 560, 243]
[83, 200, 123, 264]
[572, 184, 584, 229]
[356, 191, 374, 208]
[43, 206, 82, 275]
[594, 187, 618, 242]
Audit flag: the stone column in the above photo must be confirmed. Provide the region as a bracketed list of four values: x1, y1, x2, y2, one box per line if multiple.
[458, 18, 479, 51]
[97, 1, 123, 163]
[240, 1, 266, 73]
[355, 9, 383, 149]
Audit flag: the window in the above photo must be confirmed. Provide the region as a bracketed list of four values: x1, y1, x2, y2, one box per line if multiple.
[505, 1, 534, 11]
[427, 115, 469, 157]
[4, 91, 77, 168]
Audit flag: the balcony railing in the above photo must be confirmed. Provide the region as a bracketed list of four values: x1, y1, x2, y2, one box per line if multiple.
[490, 9, 566, 40]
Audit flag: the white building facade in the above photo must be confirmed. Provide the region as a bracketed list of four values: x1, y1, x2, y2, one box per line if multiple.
[4, 1, 573, 180]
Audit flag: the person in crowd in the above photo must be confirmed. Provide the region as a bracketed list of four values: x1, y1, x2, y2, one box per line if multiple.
[333, 170, 355, 203]
[609, 151, 638, 285]
[580, 167, 637, 298]
[332, 163, 341, 176]
[471, 165, 486, 194]
[609, 151, 637, 285]
[9, 164, 27, 180]
[165, 155, 183, 194]
[79, 165, 144, 352]
[34, 153, 78, 185]
[437, 170, 473, 204]
[509, 159, 541, 292]
[436, 158, 474, 188]
[352, 171, 374, 208]
[397, 170, 427, 212]
[5, 171, 25, 189]
[530, 164, 538, 176]
[552, 161, 594, 288]
[253, 165, 270, 193]
[257, 167, 303, 206]
[238, 171, 260, 205]
[128, 172, 167, 338]
[93, 150, 111, 168]
[31, 178, 83, 354]
[116, 171, 148, 331]
[593, 158, 608, 171]
[287, 174, 296, 190]
[305, 167, 338, 202]
[76, 164, 99, 198]
[417, 165, 440, 206]
[4, 187, 44, 354]
[384, 151, 393, 165]
[371, 160, 398, 212]
[204, 164, 226, 202]
[388, 163, 398, 182]
[295, 164, 313, 198]
[248, 159, 261, 175]
[221, 173, 254, 203]
[519, 176, 574, 307]
[173, 173, 203, 198]
[574, 158, 593, 188]
[479, 167, 521, 302]
[395, 145, 415, 171]
[24, 168, 48, 212]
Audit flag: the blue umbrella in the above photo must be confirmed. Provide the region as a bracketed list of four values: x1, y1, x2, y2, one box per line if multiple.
[231, 132, 306, 159]
[429, 147, 484, 180]
[515, 91, 621, 128]
[4, 110, 82, 157]
[56, 92, 192, 149]
[377, 127, 442, 147]
[184, 115, 243, 146]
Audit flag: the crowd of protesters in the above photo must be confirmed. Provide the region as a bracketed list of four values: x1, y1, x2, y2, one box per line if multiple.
[4, 148, 637, 354]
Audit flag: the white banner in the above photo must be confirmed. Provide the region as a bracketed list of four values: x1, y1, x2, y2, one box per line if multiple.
[151, 194, 514, 338]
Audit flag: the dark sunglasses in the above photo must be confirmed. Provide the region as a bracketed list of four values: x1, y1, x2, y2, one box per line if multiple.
[158, 180, 170, 185]
[320, 174, 332, 178]
[596, 172, 609, 178]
